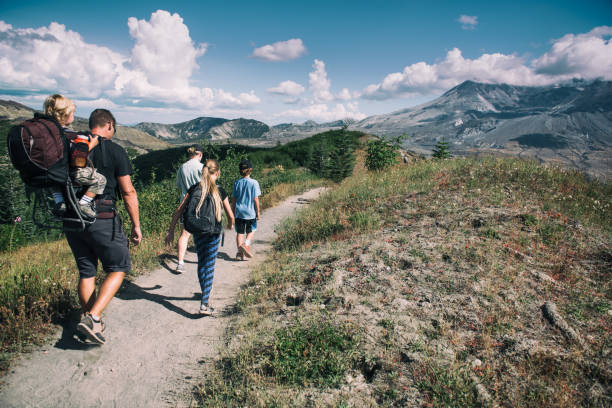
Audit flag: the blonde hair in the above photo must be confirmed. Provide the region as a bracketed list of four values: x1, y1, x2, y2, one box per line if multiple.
[44, 94, 75, 126]
[195, 159, 222, 223]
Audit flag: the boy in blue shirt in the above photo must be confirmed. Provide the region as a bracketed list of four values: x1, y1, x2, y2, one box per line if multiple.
[231, 159, 261, 259]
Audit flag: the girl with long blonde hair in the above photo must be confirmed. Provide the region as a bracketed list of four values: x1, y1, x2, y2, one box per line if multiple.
[166, 159, 234, 315]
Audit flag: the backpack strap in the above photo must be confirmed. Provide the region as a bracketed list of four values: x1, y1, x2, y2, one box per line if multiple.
[95, 198, 117, 219]
[98, 136, 112, 169]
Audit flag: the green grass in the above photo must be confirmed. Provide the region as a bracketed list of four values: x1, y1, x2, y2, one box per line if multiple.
[196, 318, 362, 405]
[414, 362, 478, 407]
[275, 157, 611, 251]
[264, 319, 361, 387]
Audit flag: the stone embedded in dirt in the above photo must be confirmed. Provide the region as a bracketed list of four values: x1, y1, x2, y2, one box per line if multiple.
[399, 350, 423, 364]
[285, 288, 305, 306]
[588, 382, 605, 404]
[530, 269, 559, 285]
[473, 377, 495, 407]
[541, 301, 586, 348]
[472, 218, 486, 228]
[323, 295, 345, 310]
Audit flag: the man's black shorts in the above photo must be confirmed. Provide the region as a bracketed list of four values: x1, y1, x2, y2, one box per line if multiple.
[65, 215, 131, 278]
[235, 218, 257, 235]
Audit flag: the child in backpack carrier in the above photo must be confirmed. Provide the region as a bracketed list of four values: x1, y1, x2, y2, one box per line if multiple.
[44, 94, 106, 219]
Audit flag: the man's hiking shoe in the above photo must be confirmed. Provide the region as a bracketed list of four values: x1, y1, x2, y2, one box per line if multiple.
[76, 314, 106, 345]
[175, 263, 185, 273]
[52, 202, 67, 217]
[236, 249, 244, 261]
[79, 203, 96, 219]
[199, 303, 215, 316]
[240, 244, 253, 258]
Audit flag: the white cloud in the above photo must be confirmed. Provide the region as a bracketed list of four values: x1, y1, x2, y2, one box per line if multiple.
[532, 26, 612, 79]
[276, 102, 366, 123]
[124, 10, 206, 90]
[309, 59, 334, 102]
[0, 21, 126, 97]
[252, 38, 307, 62]
[362, 26, 612, 100]
[282, 97, 301, 105]
[73, 97, 119, 110]
[0, 11, 259, 111]
[267, 80, 305, 96]
[214, 89, 260, 108]
[458, 15, 478, 30]
[336, 88, 358, 100]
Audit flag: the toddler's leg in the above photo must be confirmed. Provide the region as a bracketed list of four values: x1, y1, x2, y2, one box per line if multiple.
[73, 168, 107, 218]
[50, 187, 66, 215]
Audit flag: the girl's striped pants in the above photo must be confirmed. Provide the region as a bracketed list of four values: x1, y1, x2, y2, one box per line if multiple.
[193, 233, 221, 306]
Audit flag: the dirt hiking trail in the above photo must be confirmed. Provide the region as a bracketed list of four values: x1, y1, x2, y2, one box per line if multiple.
[0, 188, 326, 408]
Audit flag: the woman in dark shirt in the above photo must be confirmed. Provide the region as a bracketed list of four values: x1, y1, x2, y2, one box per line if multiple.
[165, 159, 234, 315]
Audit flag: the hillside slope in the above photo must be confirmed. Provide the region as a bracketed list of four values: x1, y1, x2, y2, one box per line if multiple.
[196, 157, 611, 407]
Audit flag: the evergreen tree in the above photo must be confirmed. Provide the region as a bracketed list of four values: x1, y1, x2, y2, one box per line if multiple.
[432, 139, 452, 159]
[328, 142, 355, 182]
[309, 143, 330, 178]
[365, 134, 406, 171]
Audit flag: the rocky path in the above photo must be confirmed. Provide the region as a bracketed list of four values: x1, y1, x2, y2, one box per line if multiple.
[0, 188, 325, 408]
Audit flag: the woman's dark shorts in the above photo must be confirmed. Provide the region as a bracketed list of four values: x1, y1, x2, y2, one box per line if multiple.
[235, 218, 257, 234]
[65, 215, 131, 278]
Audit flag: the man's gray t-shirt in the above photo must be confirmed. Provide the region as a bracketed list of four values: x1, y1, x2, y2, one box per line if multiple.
[176, 158, 203, 201]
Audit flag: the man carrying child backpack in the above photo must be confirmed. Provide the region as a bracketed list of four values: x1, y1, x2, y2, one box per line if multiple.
[65, 109, 142, 345]
[7, 106, 141, 345]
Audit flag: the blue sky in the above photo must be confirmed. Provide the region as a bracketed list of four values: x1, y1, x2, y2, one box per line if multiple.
[1, 0, 611, 125]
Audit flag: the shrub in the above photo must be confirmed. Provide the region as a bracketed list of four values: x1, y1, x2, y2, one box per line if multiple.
[365, 135, 404, 170]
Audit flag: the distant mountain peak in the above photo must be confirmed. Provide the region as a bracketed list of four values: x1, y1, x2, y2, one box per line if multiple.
[353, 79, 612, 178]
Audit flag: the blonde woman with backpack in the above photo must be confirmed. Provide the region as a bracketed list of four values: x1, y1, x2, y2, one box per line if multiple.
[165, 159, 234, 315]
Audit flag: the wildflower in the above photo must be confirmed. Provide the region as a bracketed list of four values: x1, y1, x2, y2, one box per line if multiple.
[14, 216, 21, 223]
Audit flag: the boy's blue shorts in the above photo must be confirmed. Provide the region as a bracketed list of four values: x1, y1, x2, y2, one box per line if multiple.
[235, 218, 257, 234]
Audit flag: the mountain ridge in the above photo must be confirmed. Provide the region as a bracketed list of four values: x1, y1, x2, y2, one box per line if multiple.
[0, 100, 171, 153]
[2, 79, 611, 177]
[351, 79, 612, 179]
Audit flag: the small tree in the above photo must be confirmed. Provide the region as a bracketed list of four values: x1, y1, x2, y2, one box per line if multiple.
[365, 135, 406, 171]
[432, 139, 452, 159]
[340, 118, 355, 132]
[328, 139, 355, 182]
[308, 143, 330, 178]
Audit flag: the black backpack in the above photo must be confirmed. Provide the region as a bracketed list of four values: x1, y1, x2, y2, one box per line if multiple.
[182, 184, 222, 235]
[7, 113, 70, 188]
